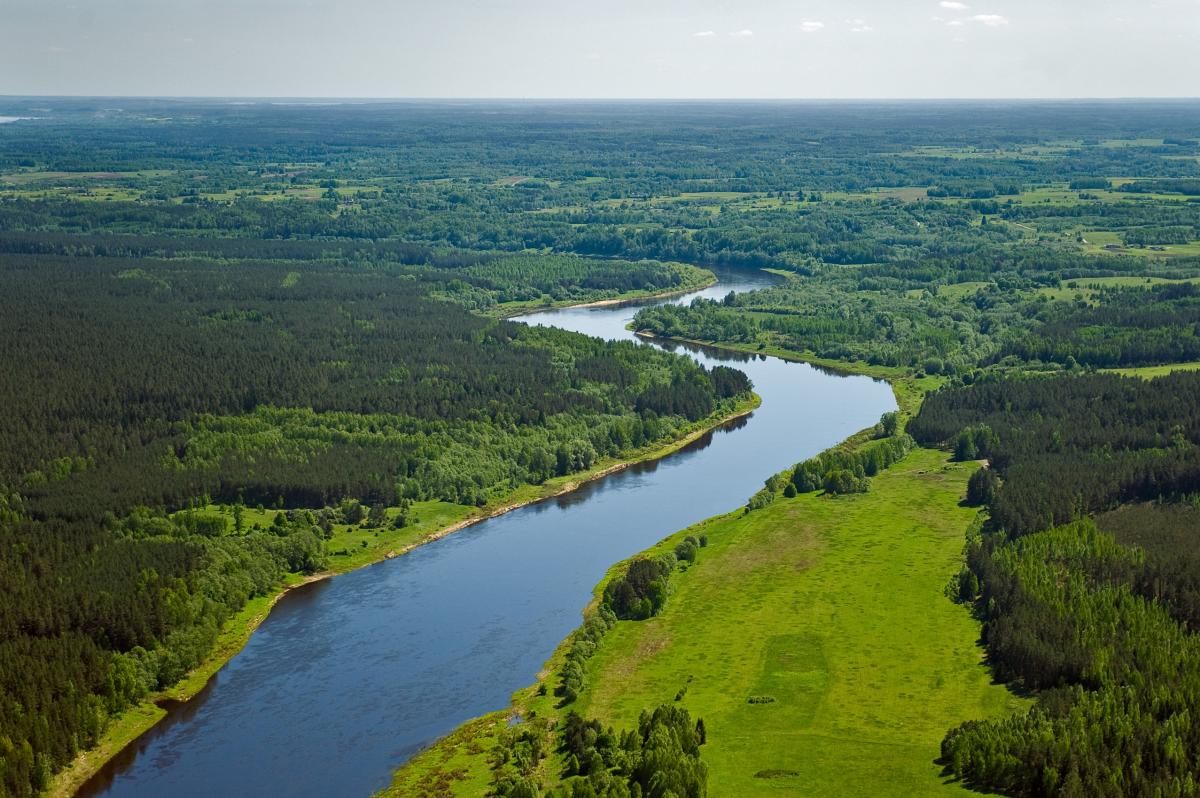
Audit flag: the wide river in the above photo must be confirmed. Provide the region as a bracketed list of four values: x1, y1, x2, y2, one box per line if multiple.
[82, 268, 896, 797]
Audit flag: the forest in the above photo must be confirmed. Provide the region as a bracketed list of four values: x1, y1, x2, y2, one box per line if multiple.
[911, 373, 1200, 795]
[0, 245, 746, 794]
[3, 98, 1200, 797]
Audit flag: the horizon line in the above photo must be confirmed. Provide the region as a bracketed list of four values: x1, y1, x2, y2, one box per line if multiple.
[4, 95, 1200, 103]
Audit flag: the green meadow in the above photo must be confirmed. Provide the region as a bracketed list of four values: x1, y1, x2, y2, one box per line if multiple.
[1102, 360, 1200, 379]
[387, 447, 1025, 796]
[571, 447, 1025, 796]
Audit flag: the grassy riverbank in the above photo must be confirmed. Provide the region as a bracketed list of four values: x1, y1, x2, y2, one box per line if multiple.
[386, 446, 1025, 797]
[47, 387, 759, 798]
[492, 262, 717, 318]
[385, 341, 1022, 797]
[569, 447, 1027, 796]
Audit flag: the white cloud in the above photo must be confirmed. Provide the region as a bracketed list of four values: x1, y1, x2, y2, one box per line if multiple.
[947, 19, 964, 26]
[728, 29, 754, 37]
[850, 25, 873, 33]
[940, 1, 969, 9]
[972, 13, 1009, 26]
[692, 30, 716, 37]
[799, 20, 825, 33]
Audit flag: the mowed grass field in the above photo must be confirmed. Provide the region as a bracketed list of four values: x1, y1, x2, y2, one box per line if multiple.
[571, 447, 1025, 797]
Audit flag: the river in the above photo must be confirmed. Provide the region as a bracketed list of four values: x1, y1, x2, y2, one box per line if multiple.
[80, 268, 896, 797]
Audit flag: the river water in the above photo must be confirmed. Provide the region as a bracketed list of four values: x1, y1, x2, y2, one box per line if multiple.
[81, 269, 896, 797]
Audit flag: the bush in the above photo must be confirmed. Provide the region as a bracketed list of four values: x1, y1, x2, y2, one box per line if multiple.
[603, 554, 677, 620]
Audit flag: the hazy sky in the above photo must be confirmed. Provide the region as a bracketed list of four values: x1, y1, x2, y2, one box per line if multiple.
[4, 0, 1199, 98]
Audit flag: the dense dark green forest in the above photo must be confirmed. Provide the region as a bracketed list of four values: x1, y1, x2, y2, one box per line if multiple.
[2, 99, 1200, 797]
[912, 374, 1200, 795]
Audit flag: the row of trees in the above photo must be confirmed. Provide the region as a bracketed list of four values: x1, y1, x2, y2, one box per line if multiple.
[745, 421, 915, 511]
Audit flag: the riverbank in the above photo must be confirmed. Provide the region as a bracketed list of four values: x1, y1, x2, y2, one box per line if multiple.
[48, 387, 760, 798]
[384, 442, 1025, 797]
[492, 263, 717, 318]
[632, 330, 942, 419]
[383, 335, 1017, 796]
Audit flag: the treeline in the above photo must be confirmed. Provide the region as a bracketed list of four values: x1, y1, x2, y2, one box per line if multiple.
[746, 420, 914, 511]
[911, 372, 1200, 795]
[1118, 178, 1200, 196]
[788, 434, 915, 495]
[0, 254, 747, 519]
[942, 520, 1200, 797]
[909, 372, 1200, 536]
[432, 255, 701, 309]
[0, 510, 325, 797]
[1001, 283, 1200, 367]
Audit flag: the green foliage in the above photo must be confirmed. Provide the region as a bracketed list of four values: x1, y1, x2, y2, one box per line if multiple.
[602, 554, 678, 621]
[918, 373, 1200, 794]
[952, 425, 995, 462]
[941, 521, 1200, 797]
[789, 435, 915, 496]
[557, 607, 617, 706]
[6, 98, 1200, 798]
[431, 254, 700, 310]
[965, 467, 1000, 507]
[910, 372, 1200, 536]
[0, 509, 326, 795]
[550, 706, 707, 798]
[875, 411, 901, 439]
[0, 246, 743, 798]
[1002, 283, 1200, 368]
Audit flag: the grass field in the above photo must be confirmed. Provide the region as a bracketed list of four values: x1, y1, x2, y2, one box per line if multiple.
[388, 447, 1025, 797]
[1034, 274, 1200, 303]
[1103, 360, 1200, 379]
[571, 447, 1025, 797]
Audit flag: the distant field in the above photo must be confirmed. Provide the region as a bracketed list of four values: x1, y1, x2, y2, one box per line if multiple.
[1036, 274, 1200, 302]
[572, 448, 1025, 797]
[1103, 361, 1200, 379]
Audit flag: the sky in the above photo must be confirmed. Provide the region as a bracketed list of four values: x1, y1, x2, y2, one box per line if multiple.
[3, 0, 1200, 99]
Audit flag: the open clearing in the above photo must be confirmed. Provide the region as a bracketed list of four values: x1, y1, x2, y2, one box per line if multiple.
[1103, 360, 1200, 379]
[572, 447, 1025, 797]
